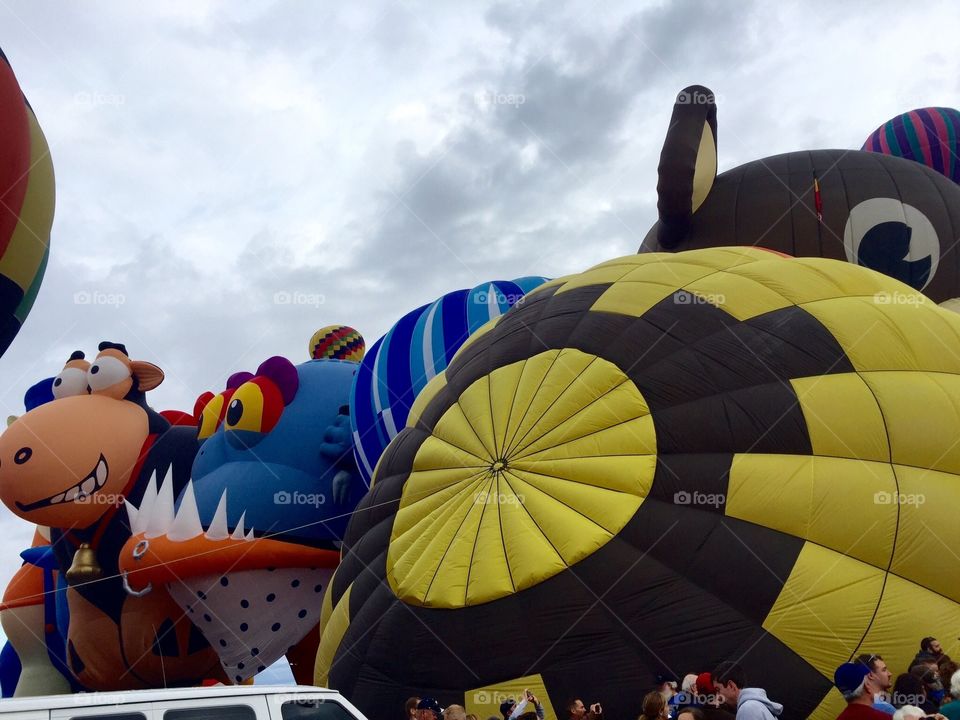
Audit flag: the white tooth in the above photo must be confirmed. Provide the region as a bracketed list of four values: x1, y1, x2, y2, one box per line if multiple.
[245, 528, 255, 542]
[146, 468, 175, 539]
[167, 480, 203, 541]
[133, 472, 159, 534]
[205, 489, 229, 540]
[81, 477, 96, 495]
[51, 493, 64, 504]
[230, 512, 246, 541]
[96, 458, 107, 484]
[64, 487, 78, 502]
[124, 499, 139, 531]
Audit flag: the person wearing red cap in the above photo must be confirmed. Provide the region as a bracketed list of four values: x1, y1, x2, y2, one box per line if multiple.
[672, 672, 734, 719]
[834, 662, 893, 719]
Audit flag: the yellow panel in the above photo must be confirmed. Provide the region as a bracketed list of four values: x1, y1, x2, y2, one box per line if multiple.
[856, 568, 960, 680]
[465, 673, 557, 720]
[807, 690, 848, 720]
[762, 543, 885, 679]
[0, 109, 54, 289]
[861, 371, 960, 476]
[791, 374, 889, 462]
[388, 348, 655, 607]
[433, 402, 497, 461]
[423, 477, 490, 607]
[314, 582, 352, 687]
[407, 436, 487, 472]
[803, 297, 960, 374]
[406, 372, 447, 429]
[390, 473, 491, 603]
[501, 469, 614, 566]
[889, 464, 960, 602]
[507, 468, 641, 536]
[691, 120, 717, 213]
[590, 280, 680, 319]
[684, 270, 791, 320]
[727, 454, 897, 570]
[487, 359, 525, 455]
[492, 474, 567, 587]
[507, 360, 649, 458]
[621, 259, 719, 287]
[727, 256, 897, 308]
[458, 375, 497, 456]
[465, 477, 521, 605]
[513, 451, 656, 496]
[553, 264, 634, 293]
[502, 349, 598, 454]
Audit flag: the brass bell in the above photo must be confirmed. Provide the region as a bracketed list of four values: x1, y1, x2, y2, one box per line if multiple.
[65, 543, 102, 583]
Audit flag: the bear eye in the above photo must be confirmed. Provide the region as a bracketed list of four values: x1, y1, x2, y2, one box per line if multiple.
[52, 368, 89, 399]
[843, 198, 940, 291]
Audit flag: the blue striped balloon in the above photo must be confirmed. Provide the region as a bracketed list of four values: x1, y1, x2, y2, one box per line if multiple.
[351, 276, 549, 484]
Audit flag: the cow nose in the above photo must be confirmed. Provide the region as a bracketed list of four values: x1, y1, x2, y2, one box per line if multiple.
[14, 447, 32, 465]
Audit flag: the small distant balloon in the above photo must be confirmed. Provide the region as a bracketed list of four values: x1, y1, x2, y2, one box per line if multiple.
[309, 325, 365, 362]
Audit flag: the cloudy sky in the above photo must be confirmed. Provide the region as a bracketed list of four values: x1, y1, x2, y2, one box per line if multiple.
[0, 0, 958, 645]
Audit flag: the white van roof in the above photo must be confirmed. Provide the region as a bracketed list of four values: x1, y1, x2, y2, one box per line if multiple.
[0, 686, 340, 713]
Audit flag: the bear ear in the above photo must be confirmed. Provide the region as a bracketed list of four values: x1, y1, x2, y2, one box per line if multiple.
[653, 85, 718, 249]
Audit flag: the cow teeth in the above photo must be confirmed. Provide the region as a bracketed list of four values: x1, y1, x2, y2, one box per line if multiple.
[96, 459, 107, 483]
[81, 477, 96, 495]
[51, 493, 65, 504]
[124, 499, 139, 530]
[167, 480, 203, 542]
[230, 512, 246, 541]
[205, 490, 229, 540]
[131, 471, 159, 535]
[64, 487, 78, 502]
[145, 468, 175, 539]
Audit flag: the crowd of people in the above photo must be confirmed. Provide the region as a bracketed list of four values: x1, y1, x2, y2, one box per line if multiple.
[401, 637, 960, 720]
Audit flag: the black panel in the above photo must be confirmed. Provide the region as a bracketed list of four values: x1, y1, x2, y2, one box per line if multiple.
[648, 453, 732, 514]
[653, 381, 811, 456]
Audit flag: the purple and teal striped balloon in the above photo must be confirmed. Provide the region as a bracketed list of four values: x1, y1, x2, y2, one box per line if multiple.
[350, 276, 549, 484]
[862, 107, 960, 184]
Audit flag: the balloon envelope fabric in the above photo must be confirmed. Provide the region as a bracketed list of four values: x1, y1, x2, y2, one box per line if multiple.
[641, 86, 960, 301]
[0, 48, 54, 357]
[350, 277, 548, 483]
[863, 107, 960, 184]
[319, 247, 960, 720]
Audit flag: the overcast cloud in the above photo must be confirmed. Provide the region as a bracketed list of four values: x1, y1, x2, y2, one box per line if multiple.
[0, 0, 958, 628]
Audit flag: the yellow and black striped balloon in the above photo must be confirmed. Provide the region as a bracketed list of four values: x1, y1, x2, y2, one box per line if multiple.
[0, 48, 54, 356]
[317, 247, 960, 720]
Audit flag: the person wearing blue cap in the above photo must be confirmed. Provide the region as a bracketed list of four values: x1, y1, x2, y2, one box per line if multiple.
[834, 662, 892, 719]
[417, 698, 443, 720]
